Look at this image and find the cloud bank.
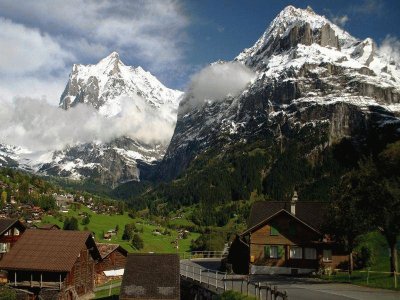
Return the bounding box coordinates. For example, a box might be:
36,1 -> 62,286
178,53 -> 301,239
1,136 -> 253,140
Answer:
0,97 -> 176,152
180,62 -> 256,112
0,0 -> 188,103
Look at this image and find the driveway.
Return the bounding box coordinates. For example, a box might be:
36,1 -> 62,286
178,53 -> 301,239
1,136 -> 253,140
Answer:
250,275 -> 400,300
181,259 -> 400,300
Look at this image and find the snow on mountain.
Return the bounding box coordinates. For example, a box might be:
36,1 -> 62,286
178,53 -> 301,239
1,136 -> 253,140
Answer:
1,52 -> 183,186
158,5 -> 400,180
60,51 -> 182,118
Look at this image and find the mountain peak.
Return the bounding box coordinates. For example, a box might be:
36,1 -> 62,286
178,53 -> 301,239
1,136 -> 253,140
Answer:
236,6 -> 356,68
59,52 -> 183,117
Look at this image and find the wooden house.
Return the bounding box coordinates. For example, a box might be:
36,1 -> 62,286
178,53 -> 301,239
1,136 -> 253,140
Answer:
235,193 -> 347,275
0,230 -> 101,299
120,253 -> 180,300
95,243 -> 128,285
0,218 -> 25,260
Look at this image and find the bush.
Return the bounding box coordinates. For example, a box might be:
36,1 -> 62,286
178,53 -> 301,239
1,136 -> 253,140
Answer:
122,223 -> 137,240
354,246 -> 376,269
216,291 -> 256,300
63,217 -> 79,230
0,286 -> 16,300
132,234 -> 144,250
81,215 -> 90,225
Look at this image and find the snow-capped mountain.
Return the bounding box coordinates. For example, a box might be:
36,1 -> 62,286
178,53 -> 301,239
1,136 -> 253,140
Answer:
158,5 -> 400,181
59,51 -> 181,117
1,52 -> 183,186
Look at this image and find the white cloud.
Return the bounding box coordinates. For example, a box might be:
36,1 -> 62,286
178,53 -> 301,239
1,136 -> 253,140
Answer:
0,18 -> 73,76
180,62 -> 256,112
0,96 -> 176,152
351,0 -> 384,15
379,35 -> 400,63
0,0 -> 188,73
331,15 -> 349,27
0,0 -> 189,104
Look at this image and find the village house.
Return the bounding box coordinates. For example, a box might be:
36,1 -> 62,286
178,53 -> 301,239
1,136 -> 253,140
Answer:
232,192 -> 347,275
119,253 -> 180,300
95,243 -> 128,285
0,218 -> 25,260
0,230 -> 101,299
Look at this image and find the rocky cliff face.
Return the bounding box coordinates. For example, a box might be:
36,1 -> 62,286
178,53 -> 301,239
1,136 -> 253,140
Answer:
158,5 -> 400,181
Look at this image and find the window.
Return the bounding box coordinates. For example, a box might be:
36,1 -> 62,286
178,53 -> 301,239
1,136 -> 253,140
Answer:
0,243 -> 9,253
323,249 -> 332,262
14,228 -> 20,236
270,225 -> 279,236
289,246 -> 302,259
270,246 -> 278,258
304,248 -> 317,260
264,245 -> 284,259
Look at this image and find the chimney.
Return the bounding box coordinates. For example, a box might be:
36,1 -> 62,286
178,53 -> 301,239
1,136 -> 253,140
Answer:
290,190 -> 298,215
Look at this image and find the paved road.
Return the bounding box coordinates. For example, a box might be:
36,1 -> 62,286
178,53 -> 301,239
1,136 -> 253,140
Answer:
180,259 -> 400,300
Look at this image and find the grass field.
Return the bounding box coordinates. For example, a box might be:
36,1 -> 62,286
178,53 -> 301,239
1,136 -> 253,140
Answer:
40,204 -> 199,253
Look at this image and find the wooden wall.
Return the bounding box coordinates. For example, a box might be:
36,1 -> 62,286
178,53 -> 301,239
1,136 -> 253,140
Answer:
95,249 -> 127,285
65,247 -> 95,296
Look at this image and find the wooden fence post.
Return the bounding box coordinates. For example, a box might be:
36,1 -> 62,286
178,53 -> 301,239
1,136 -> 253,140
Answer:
224,273 -> 227,291
215,271 -> 218,289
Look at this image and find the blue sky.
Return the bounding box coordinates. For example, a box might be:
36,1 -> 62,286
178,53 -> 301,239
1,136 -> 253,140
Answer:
0,0 -> 398,104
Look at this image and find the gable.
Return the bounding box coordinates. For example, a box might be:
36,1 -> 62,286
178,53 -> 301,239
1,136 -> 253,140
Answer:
242,209 -> 322,237
249,211 -> 322,245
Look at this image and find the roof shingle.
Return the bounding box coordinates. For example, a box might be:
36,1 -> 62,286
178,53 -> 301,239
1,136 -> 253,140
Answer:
120,254 -> 180,300
0,230 -> 98,272
246,201 -> 327,232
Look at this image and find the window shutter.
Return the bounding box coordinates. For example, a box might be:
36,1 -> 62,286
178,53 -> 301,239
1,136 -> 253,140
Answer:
277,245 -> 285,258
264,245 -> 270,259
270,225 -> 279,236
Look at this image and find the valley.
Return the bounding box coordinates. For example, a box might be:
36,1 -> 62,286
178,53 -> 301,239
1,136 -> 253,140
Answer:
0,3 -> 399,298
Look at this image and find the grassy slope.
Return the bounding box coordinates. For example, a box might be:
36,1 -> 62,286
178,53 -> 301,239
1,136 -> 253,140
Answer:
41,205 -> 199,253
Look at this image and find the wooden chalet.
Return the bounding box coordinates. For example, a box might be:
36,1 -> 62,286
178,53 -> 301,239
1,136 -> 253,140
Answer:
233,193 -> 347,275
120,253 -> 180,300
0,218 -> 25,260
95,243 -> 128,285
0,230 -> 101,299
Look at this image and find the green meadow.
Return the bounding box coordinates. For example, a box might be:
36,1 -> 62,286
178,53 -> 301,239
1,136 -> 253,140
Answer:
40,204 -> 199,254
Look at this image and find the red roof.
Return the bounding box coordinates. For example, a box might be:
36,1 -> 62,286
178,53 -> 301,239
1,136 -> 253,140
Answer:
0,230 -> 100,272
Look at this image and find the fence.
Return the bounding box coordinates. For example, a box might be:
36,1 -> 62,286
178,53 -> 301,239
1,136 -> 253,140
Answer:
179,251 -> 228,260
180,261 -> 288,300
325,269 -> 399,289
94,280 -> 122,297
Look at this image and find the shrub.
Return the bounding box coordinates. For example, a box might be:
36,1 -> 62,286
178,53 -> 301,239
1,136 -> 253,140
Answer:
132,234 -> 144,250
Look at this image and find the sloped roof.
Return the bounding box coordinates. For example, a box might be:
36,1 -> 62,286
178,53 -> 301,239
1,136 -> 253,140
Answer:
0,218 -> 25,235
246,201 -> 327,233
0,230 -> 100,272
120,254 -> 180,300
33,223 -> 61,230
96,243 -> 127,259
